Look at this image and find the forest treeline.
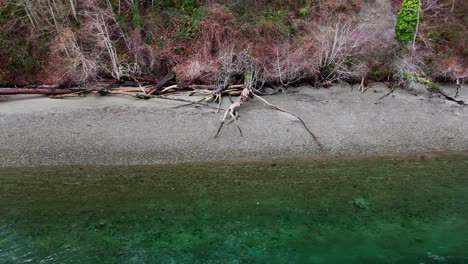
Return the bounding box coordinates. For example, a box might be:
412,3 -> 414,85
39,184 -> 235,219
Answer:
0,0 -> 466,88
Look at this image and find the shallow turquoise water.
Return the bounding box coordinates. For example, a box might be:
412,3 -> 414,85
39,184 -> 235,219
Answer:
0,153 -> 467,263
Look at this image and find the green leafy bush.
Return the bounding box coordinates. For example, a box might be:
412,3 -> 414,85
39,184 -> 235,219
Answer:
298,8 -> 308,16
395,0 -> 419,46
400,70 -> 439,91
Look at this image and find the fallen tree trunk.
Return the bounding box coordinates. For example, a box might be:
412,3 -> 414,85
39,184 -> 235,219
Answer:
0,87 -> 157,95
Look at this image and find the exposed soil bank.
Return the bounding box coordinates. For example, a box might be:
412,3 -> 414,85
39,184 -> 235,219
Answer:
0,84 -> 467,167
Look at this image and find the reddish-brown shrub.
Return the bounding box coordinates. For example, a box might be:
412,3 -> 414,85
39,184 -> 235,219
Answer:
431,57 -> 467,81
197,5 -> 238,57
418,0 -> 467,82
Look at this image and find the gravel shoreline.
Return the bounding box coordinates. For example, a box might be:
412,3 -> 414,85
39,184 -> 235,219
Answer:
1,84 -> 467,167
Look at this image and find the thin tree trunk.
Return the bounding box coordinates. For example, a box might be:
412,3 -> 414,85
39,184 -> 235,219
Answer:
69,0 -> 77,21
412,0 -> 420,53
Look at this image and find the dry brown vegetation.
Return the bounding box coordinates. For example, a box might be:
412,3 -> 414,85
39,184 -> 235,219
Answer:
0,0 -> 466,88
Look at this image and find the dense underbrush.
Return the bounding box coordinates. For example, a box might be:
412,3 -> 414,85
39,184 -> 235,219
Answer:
0,0 -> 465,89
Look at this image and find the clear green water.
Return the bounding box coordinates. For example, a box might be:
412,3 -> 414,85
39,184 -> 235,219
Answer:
0,153 -> 467,263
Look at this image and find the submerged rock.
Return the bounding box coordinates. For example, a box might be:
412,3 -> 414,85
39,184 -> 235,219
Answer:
353,197 -> 369,210
426,252 -> 447,263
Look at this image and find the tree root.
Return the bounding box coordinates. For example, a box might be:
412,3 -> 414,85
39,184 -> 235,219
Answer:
214,86 -> 251,138
214,86 -> 324,151
358,77 -> 365,93
120,92 -> 222,110
378,86 -> 396,100
251,92 -> 324,150
437,90 -> 465,105
455,79 -> 462,98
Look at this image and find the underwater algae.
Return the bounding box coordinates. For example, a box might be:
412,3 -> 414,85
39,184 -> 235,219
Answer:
0,152 -> 467,263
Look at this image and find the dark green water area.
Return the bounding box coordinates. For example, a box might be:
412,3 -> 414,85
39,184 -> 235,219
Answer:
0,152 -> 467,263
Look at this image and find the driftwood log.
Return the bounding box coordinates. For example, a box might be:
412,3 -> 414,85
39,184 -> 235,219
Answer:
0,88 -> 77,95
0,84 -> 235,96
0,87 -> 152,95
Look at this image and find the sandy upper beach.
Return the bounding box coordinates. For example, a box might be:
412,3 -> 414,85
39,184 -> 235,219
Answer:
0,84 -> 467,167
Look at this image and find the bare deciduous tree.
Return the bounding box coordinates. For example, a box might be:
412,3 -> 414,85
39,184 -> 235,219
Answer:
272,44 -> 307,87
17,0 -> 73,33
313,23 -> 368,82
54,29 -> 98,83
215,46 -> 246,89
